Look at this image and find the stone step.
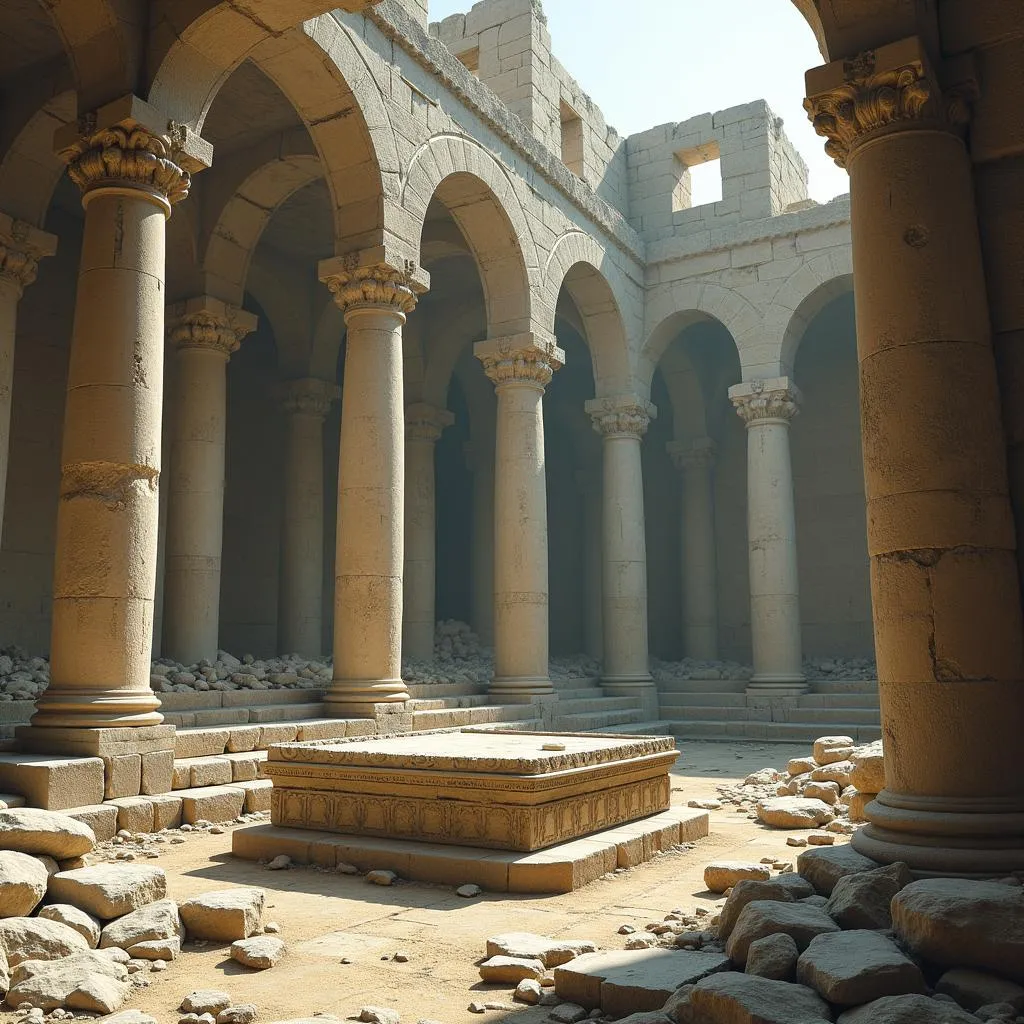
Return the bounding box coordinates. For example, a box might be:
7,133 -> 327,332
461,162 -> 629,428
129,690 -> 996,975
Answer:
246,702 -> 328,723
666,720 -> 882,743
551,709 -> 646,731
550,676 -> 601,689
159,688 -> 326,711
658,692 -> 748,708
659,703 -> 880,725
408,704 -> 536,730
554,687 -> 608,701
797,693 -> 880,708
807,678 -> 878,694
592,720 -> 675,736
653,678 -> 749,693
404,682 -> 484,699
554,696 -> 641,713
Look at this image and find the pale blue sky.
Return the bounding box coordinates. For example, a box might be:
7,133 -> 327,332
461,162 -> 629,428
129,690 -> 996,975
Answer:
427,0 -> 849,205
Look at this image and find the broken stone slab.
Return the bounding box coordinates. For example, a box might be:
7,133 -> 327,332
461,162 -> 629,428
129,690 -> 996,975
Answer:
684,972 -> 832,1024
773,873 -> 816,900
180,991 -> 233,1014
47,865 -> 167,919
5,949 -> 130,1012
757,797 -> 835,829
810,761 -> 856,787
703,861 -> 771,893
100,899 -> 182,950
0,916 -> 91,966
824,863 -> 913,930
891,878 -> 1024,982
231,935 -> 284,970
486,932 -> 598,968
553,948 -> 730,1018
38,904 -> 101,948
745,932 -> 798,981
0,808 -> 95,859
717,880 -> 795,941
934,968 -> 1024,1012
724,901 -> 841,966
0,850 -> 49,917
797,844 -> 879,896
179,887 -> 265,941
813,736 -> 855,765
217,1006 -> 258,1024
796,929 -> 926,1007
549,1004 -> 587,1024
850,749 -> 885,794
836,993 -> 978,1023
478,955 -> 545,983
514,979 -> 542,1004
128,937 -> 180,960
788,757 -> 818,776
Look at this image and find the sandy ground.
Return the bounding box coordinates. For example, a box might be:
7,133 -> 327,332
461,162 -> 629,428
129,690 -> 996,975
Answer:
6,740 -> 836,1024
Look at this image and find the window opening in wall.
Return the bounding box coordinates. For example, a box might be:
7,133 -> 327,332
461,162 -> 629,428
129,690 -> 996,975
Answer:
677,141 -> 723,208
560,100 -> 585,177
457,47 -> 480,77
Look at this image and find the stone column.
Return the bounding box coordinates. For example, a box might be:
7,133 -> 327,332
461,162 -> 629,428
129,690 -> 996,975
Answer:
586,396 -> 656,704
575,468 -> 603,660
475,333 -> 564,702
667,437 -> 719,660
30,96 -> 208,735
403,402 -> 453,661
729,378 -> 805,693
278,378 -> 338,658
0,214 -> 56,544
806,37 -> 1024,873
464,440 -> 495,646
163,297 -> 256,667
319,253 -> 429,717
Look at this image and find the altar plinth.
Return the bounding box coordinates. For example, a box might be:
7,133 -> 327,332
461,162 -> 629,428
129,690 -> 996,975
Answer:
263,730 -> 679,852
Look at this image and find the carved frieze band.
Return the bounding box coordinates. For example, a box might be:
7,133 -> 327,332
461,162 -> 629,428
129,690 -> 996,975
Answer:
729,379 -> 801,426
586,396 -> 656,440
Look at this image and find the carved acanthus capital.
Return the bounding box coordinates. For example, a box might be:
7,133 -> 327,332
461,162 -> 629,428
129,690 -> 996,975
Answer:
55,97 -> 210,212
167,297 -> 257,360
729,378 -> 801,426
585,395 -> 656,439
319,251 -> 429,318
667,437 -> 717,473
280,378 -> 340,420
803,37 -> 971,168
474,333 -> 565,391
405,403 -> 454,443
0,213 -> 57,294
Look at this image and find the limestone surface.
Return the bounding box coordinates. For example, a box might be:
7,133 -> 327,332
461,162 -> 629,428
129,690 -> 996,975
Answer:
836,993 -> 978,1023
703,861 -> 771,893
934,968 -> 1024,1012
485,933 -> 597,968
797,844 -> 879,896
231,936 -> 285,969
478,955 -> 545,983
813,736 -> 855,765
48,865 -> 167,919
0,916 -> 91,965
100,899 -> 183,949
796,929 -> 926,1007
0,850 -> 49,917
0,809 -> 95,859
824,862 -> 913,930
891,879 -> 1024,982
179,888 -> 265,941
37,904 -> 101,947
756,797 -> 834,828
685,972 -> 832,1024
717,879 -> 795,941
744,932 -> 798,981
5,949 -> 130,1012
724,901 -> 841,966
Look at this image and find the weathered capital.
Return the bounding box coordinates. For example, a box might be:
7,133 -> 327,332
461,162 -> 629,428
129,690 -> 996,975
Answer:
279,377 -> 340,420
667,437 -> 717,472
167,296 -> 257,360
729,378 -> 801,426
0,212 -> 57,295
803,37 -> 971,168
405,402 -> 454,443
474,333 -> 565,391
55,95 -> 211,212
585,395 -> 656,439
319,248 -> 429,319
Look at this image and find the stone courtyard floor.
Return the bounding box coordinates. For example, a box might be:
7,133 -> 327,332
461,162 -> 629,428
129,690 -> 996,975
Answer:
2,740 -> 825,1024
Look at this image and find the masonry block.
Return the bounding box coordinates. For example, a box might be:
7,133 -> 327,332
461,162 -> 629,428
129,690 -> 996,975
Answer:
65,803 -> 118,843
177,785 -> 245,824
108,796 -> 155,834
102,754 -> 142,800
150,793 -> 183,830
140,749 -> 174,795
0,754 -> 105,810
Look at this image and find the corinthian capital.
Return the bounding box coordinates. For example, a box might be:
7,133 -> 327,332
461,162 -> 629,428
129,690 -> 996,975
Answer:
319,249 -> 429,318
804,37 -> 971,168
474,333 -> 565,391
585,395 -> 656,439
0,213 -> 57,295
55,95 -> 211,211
167,296 -> 257,359
279,378 -> 340,419
405,403 -> 454,443
729,378 -> 801,426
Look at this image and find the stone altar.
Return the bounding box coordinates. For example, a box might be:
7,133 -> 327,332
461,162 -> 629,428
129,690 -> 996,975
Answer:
264,730 -> 678,852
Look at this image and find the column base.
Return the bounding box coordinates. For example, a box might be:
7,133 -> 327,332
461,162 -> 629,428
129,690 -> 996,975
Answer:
15,724 -> 175,757
745,673 -> 807,696
325,679 -> 410,719
852,790 -> 1024,876
488,677 -> 554,704
30,688 -> 164,730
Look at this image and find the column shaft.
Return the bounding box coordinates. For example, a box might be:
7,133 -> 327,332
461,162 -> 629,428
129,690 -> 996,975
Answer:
403,404 -> 452,661
730,380 -> 804,692
466,441 -> 495,646
476,334 -> 563,701
806,37 -> 1024,872
279,379 -> 336,657
576,470 -> 603,661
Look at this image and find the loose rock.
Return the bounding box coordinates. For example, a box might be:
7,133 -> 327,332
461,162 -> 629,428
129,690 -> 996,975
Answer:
725,901 -> 841,966
836,993 -> 978,1023
935,969 -> 1024,1013
366,871 -> 397,887
0,917 -> 90,966
686,972 -> 832,1024
37,905 -> 101,948
0,852 -> 49,918
756,798 -> 834,829
47,866 -> 166,920
180,992 -> 233,1015
813,736 -> 855,765
514,979 -> 542,1004
179,888 -> 265,941
745,933 -> 798,981
478,955 -> 545,983
797,845 -> 879,896
6,950 -> 130,1012
456,884 -> 482,898
550,1004 -> 587,1024
100,900 -> 182,950
703,862 -> 771,893
486,933 -> 597,969
217,1006 -> 258,1024
231,936 -> 284,970
359,1008 -> 398,1024
0,810 -> 95,860
825,863 -> 913,930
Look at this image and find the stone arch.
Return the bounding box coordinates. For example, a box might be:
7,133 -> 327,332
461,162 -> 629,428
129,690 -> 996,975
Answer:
765,248 -> 854,375
542,231 -> 634,397
0,91 -> 75,226
641,281 -> 755,392
147,15 -> 398,253
403,135 -> 537,338
659,343 -> 710,442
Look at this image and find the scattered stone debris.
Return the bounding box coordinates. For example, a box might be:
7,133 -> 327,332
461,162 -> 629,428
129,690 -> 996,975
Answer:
366,870 -> 397,887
